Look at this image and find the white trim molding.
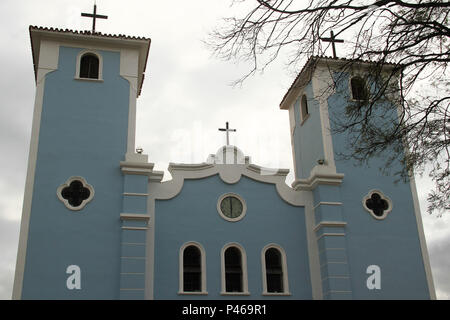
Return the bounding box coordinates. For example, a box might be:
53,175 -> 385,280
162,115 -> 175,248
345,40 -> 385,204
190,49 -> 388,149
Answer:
316,232 -> 346,240
12,41 -> 59,298
408,174 -> 437,299
217,193 -> 247,222
120,160 -> 155,176
311,63 -> 337,170
120,213 -> 151,221
56,176 -> 94,211
261,244 -> 291,296
313,201 -> 343,210
178,242 -> 208,295
119,48 -> 140,154
221,242 -> 250,296
314,221 -> 347,232
149,155 -> 307,207
362,189 -> 393,220
391,86 -> 436,299
292,165 -> 344,191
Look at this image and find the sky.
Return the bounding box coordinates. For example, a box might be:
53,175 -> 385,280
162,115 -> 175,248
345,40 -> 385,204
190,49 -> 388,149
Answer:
0,0 -> 448,299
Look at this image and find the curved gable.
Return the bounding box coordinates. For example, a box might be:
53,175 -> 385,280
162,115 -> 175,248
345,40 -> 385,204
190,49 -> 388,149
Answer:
149,162 -> 306,207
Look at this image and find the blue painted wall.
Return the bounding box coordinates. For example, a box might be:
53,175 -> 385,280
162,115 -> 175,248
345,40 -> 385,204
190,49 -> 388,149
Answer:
325,71 -> 431,299
292,83 -> 324,179
21,44 -> 432,300
153,175 -> 312,299
21,46 -> 130,299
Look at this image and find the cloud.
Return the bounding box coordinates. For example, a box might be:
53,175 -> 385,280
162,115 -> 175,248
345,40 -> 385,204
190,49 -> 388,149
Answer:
0,218 -> 20,299
427,232 -> 450,300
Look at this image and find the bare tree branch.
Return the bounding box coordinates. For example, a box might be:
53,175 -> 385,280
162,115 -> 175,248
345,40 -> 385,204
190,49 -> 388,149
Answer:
207,0 -> 450,215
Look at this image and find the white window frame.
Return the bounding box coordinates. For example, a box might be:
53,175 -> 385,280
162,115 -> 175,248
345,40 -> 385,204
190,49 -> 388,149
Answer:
178,241 -> 208,295
261,244 -> 291,295
56,176 -> 94,211
75,50 -> 104,81
221,242 -> 250,295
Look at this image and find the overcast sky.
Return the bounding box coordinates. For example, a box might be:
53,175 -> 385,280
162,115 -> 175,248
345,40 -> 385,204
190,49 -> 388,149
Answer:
0,0 -> 448,299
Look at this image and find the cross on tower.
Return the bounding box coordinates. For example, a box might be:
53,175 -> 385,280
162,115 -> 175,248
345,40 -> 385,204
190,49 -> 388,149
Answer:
81,4 -> 108,33
218,122 -> 236,146
319,30 -> 344,58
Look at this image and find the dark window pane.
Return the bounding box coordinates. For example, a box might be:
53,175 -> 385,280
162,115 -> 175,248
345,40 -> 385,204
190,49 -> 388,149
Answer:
225,247 -> 242,292
183,246 -> 201,292
265,248 -> 284,293
301,95 -> 309,119
226,273 -> 242,292
80,54 -> 99,79
351,77 -> 368,101
61,180 -> 90,207
220,196 -> 243,219
365,193 -> 389,217
183,272 -> 201,292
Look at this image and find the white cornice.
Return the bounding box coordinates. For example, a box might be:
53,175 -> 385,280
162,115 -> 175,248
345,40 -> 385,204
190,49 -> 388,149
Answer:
246,164 -> 290,176
149,162 -> 306,206
292,165 -> 344,191
120,213 -> 151,221
120,160 -> 155,176
313,221 -> 347,232
169,163 -> 215,172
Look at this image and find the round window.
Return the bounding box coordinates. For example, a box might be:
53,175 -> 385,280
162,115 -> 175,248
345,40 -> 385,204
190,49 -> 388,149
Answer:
217,193 -> 247,222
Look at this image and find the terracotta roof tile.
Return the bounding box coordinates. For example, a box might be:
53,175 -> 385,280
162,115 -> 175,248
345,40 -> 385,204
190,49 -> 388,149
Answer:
29,25 -> 151,41
279,55 -> 402,108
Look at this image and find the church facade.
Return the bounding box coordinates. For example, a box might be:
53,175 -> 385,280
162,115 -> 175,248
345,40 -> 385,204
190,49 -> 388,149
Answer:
13,25 -> 435,300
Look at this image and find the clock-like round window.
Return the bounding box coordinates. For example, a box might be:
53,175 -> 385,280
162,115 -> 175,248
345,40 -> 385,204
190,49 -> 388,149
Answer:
217,193 -> 247,222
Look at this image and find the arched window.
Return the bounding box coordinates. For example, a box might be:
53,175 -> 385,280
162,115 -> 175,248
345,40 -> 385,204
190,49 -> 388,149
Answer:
265,248 -> 283,293
221,244 -> 249,295
179,242 -> 207,294
183,245 -> 201,292
79,53 -> 99,79
262,245 -> 289,295
350,76 -> 368,101
300,94 -> 309,122
225,247 -> 242,292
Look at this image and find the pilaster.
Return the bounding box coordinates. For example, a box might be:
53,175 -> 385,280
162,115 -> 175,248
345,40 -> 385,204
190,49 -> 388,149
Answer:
313,183 -> 352,299
119,154 -> 153,300
294,166 -> 352,299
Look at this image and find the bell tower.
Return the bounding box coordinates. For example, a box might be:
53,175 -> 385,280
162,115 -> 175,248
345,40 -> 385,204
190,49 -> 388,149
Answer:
13,23 -> 150,299
280,56 -> 435,299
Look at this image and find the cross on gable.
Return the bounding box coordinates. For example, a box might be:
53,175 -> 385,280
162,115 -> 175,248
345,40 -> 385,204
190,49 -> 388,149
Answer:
319,30 -> 344,58
218,122 -> 237,145
81,4 -> 108,33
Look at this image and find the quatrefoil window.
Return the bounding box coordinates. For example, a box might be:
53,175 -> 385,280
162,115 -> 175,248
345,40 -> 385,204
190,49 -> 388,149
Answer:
362,190 -> 392,220
57,176 -> 94,211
